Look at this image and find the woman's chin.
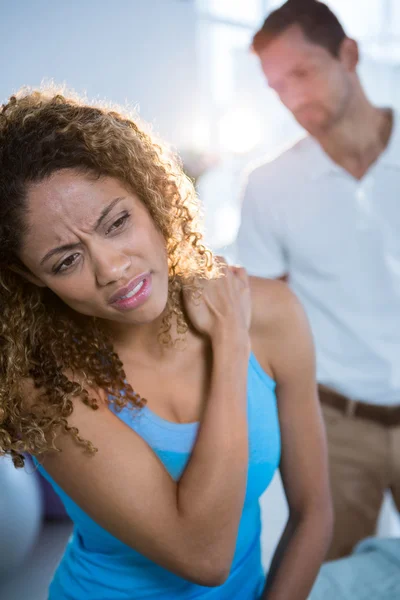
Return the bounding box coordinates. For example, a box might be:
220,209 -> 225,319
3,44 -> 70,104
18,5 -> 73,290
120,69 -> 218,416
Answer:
104,298 -> 168,326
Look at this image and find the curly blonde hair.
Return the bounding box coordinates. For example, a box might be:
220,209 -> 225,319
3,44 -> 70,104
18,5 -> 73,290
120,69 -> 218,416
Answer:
0,86 -> 216,467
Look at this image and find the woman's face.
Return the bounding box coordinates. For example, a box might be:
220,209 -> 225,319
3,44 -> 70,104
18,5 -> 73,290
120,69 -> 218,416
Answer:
19,169 -> 169,325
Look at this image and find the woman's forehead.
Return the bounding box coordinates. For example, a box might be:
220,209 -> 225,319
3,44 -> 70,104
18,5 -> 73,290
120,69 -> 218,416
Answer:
27,171 -> 128,222
22,172 -> 131,252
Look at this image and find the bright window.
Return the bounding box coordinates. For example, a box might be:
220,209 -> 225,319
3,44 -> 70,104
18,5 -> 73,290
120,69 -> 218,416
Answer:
197,0 -> 267,26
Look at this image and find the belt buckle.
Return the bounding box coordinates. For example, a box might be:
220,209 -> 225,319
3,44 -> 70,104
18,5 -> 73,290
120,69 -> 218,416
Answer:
345,398 -> 357,418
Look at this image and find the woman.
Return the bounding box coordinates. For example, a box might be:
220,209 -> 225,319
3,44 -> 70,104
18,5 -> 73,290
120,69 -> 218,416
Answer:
0,87 -> 332,600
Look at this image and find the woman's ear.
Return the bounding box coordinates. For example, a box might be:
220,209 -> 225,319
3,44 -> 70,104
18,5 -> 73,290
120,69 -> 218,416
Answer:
9,264 -> 47,288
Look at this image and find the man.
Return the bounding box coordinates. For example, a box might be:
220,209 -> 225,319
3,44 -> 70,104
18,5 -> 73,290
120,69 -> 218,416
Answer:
236,0 -> 400,560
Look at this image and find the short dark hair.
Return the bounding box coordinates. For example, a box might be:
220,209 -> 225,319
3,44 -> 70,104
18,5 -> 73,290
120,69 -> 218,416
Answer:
253,0 -> 347,58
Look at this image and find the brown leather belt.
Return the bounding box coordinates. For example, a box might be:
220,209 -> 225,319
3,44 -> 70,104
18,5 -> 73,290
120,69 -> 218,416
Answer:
318,385 -> 400,427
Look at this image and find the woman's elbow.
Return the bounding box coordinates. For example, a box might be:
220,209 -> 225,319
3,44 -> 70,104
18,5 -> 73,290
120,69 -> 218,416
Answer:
306,501 -> 334,550
323,502 -> 334,549
293,498 -> 334,546
317,492 -> 334,540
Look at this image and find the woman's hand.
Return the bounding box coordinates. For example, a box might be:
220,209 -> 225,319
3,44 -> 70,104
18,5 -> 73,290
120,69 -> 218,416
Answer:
183,258 -> 251,343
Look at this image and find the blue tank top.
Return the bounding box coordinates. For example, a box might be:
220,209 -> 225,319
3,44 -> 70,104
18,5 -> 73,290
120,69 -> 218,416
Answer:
35,352 -> 281,599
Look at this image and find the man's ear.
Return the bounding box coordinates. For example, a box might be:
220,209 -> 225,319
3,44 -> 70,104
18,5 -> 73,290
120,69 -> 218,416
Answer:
339,37 -> 359,72
9,264 -> 47,288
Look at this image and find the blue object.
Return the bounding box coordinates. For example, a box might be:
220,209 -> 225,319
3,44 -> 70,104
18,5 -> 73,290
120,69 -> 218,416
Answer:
35,352 -> 281,599
0,456 -> 43,579
37,470 -> 70,520
309,537 -> 400,600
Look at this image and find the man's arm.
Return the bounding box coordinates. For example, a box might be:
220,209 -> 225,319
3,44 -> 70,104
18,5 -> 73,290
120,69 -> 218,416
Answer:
235,167 -> 289,280
235,168 -> 288,279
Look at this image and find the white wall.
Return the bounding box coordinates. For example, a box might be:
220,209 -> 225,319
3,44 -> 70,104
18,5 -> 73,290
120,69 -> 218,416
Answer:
0,0 -> 200,149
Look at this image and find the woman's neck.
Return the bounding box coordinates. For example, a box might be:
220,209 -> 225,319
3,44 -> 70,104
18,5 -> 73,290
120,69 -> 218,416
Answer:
103,312 -> 206,366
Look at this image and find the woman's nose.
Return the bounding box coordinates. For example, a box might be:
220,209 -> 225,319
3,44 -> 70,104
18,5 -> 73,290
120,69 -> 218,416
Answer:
94,245 -> 131,287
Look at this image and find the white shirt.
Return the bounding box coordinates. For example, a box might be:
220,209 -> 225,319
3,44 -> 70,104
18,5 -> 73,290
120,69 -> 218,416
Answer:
235,119 -> 400,405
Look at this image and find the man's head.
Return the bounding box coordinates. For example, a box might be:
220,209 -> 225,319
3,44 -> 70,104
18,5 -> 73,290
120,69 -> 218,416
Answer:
253,0 -> 360,135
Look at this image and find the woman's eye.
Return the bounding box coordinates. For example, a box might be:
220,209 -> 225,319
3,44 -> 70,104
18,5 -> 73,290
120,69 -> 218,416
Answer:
106,213 -> 130,235
54,253 -> 80,274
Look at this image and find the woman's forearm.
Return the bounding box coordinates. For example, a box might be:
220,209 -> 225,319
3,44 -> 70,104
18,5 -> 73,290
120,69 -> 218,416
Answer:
262,507 -> 333,600
177,333 -> 250,572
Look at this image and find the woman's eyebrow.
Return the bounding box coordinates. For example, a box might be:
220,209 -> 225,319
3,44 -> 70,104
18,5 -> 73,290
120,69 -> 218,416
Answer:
39,196 -> 126,266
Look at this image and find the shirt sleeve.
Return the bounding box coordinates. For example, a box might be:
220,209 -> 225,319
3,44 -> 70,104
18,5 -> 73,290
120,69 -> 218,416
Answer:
234,168 -> 288,278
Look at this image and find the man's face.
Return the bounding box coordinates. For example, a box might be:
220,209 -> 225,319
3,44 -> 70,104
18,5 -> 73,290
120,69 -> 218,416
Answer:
259,25 -> 354,135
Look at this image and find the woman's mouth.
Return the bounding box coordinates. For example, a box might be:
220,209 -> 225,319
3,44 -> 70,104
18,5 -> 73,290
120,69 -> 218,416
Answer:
119,279 -> 144,299
109,273 -> 152,311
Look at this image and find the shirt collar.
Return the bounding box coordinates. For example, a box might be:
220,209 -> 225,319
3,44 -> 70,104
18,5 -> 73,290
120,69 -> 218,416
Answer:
309,109 -> 400,181
380,110 -> 400,168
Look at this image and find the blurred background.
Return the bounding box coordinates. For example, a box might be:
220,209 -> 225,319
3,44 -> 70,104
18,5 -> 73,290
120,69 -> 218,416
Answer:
1,1 -> 400,598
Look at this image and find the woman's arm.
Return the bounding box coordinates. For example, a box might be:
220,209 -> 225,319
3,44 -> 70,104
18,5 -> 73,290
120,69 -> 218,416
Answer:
31,269 -> 251,587
251,279 -> 333,600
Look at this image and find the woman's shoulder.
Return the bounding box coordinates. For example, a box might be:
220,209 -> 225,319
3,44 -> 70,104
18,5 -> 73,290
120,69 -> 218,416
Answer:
20,372 -> 107,409
249,276 -> 314,383
249,276 -> 301,333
